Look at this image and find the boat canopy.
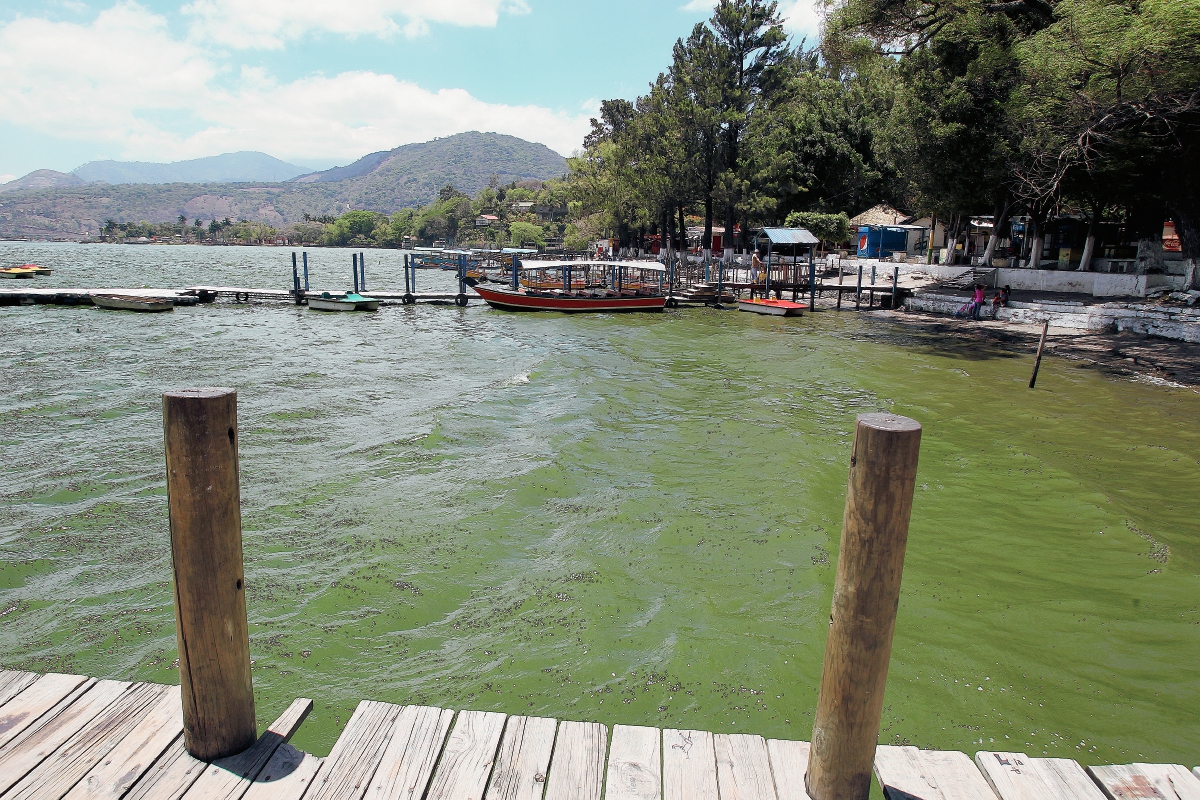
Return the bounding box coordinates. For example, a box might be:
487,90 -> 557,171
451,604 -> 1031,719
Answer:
516,260 -> 667,272
759,227 -> 820,245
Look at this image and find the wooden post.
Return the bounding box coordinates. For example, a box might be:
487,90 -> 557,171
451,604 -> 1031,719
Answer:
1029,320 -> 1050,389
302,252 -> 309,291
855,265 -> 863,310
892,266 -> 899,310
352,254 -> 359,293
163,388 -> 256,762
806,413 -> 922,800
837,267 -> 844,311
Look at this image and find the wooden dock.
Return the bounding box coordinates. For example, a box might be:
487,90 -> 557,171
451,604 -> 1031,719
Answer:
2,669 -> 1195,800
0,286 -> 476,308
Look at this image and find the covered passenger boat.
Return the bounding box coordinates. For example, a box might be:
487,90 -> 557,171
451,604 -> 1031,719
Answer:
473,260 -> 669,312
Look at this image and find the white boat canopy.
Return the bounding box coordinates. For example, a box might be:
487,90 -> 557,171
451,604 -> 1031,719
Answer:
516,260 -> 667,272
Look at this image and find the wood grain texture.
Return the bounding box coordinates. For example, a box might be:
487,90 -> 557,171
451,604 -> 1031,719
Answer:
62,685 -> 184,800
4,682 -> 166,800
163,387 -> 257,761
715,733 -> 778,800
874,746 -> 997,800
426,710 -> 507,800
0,673 -> 93,752
181,697 -> 313,799
606,725 -> 661,800
0,680 -> 134,796
808,414 -> 922,800
766,739 -> 812,800
241,745 -> 324,800
663,729 -> 718,800
484,716 -> 557,800
543,721 -> 606,800
366,704 -> 455,800
307,701 -> 403,800
0,671 -> 39,708
123,737 -> 208,800
1088,763 -> 1200,800
975,752 -> 1106,800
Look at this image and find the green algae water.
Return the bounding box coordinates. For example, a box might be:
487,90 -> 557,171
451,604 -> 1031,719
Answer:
1,243 -> 1198,769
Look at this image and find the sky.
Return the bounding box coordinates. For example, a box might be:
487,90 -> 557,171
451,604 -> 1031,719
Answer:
0,0 -> 823,183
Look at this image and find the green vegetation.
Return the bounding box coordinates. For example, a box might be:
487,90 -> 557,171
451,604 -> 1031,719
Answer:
572,0 -> 1199,278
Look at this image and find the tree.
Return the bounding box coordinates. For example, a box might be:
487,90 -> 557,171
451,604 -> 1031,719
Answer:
509,221 -> 546,247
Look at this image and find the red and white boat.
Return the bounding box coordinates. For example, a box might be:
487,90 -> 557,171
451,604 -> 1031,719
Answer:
737,297 -> 807,317
475,261 -> 669,313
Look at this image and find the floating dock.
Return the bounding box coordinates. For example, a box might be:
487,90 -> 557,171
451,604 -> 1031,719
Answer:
0,669 -> 1195,800
0,287 -> 474,308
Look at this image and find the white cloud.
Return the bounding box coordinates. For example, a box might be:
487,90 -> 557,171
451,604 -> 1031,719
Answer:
182,0 -> 530,48
780,0 -> 824,44
0,2 -> 588,164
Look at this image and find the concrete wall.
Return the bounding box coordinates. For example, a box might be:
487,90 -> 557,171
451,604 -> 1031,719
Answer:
885,263 -> 1186,297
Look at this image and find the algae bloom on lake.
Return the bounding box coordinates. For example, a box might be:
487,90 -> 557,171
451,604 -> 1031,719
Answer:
0,244 -> 1197,764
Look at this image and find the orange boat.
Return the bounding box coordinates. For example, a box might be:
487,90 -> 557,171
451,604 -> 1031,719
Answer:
737,297 -> 807,317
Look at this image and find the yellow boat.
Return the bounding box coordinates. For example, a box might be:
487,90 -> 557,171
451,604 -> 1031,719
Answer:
0,267 -> 39,279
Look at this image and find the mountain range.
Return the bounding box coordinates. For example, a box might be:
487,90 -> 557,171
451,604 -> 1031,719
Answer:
0,132 -> 570,240
72,152 -> 317,184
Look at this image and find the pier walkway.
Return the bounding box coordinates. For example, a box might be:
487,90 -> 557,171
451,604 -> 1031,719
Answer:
1,669 -> 1196,800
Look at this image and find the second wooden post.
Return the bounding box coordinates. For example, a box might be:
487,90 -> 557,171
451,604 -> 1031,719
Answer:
806,413 -> 922,800
164,388 -> 257,761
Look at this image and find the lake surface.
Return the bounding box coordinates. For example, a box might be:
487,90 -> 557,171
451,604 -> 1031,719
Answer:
1,242 -> 1197,768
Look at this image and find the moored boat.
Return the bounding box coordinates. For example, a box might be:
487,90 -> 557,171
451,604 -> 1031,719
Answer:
475,261 -> 669,313
307,292 -> 380,312
91,293 -> 175,312
0,267 -> 39,279
737,297 -> 807,317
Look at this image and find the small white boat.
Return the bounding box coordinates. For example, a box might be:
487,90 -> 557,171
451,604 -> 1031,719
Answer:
307,292 -> 380,312
738,297 -> 807,317
91,293 -> 175,312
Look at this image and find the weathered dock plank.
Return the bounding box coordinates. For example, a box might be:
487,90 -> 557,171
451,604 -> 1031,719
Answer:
715,733 -> 778,800
1088,763 -> 1200,800
242,745 -> 324,800
61,685 -> 183,800
874,745 -> 998,800
542,720 -> 606,800
975,751 -> 1106,800
123,738 -> 207,800
766,739 -> 813,800
483,716 -> 557,800
425,710 -> 507,800
180,697 -> 313,799
366,704 -> 454,800
4,682 -> 166,800
0,674 -> 93,751
606,724 -> 661,800
0,680 -> 133,796
663,729 -> 718,800
306,700 -> 402,800
0,671 -> 40,708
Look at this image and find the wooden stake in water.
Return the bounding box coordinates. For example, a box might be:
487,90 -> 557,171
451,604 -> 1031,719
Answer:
163,388 -> 256,761
1029,320 -> 1050,389
807,413 -> 922,800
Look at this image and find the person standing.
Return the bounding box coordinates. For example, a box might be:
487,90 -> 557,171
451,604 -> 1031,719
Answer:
971,283 -> 986,320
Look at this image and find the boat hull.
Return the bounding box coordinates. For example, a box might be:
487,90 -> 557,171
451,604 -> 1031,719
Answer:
474,285 -> 667,313
308,297 -> 380,312
0,270 -> 37,279
91,294 -> 175,312
738,298 -> 806,317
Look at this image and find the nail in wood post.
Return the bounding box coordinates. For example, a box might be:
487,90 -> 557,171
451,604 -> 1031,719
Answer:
1029,320 -> 1049,389
163,388 -> 257,762
806,413 -> 922,800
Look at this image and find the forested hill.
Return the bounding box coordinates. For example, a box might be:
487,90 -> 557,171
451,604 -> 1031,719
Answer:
0,132 -> 569,240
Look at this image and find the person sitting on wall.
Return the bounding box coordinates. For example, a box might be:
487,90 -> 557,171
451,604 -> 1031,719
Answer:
992,285 -> 1011,311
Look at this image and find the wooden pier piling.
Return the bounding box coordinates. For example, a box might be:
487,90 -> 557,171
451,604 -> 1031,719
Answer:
1030,320 -> 1049,389
163,388 -> 257,761
807,413 -> 922,800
